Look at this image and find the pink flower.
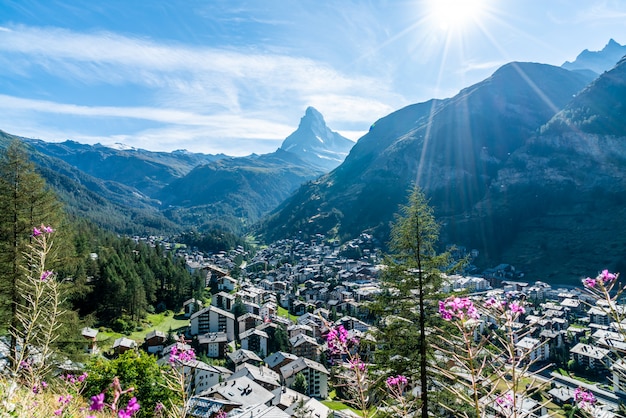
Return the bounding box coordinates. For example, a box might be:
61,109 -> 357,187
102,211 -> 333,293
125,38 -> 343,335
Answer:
119,397 -> 140,417
348,358 -> 366,372
90,393 -> 105,411
600,269 -> 617,283
495,393 -> 514,408
40,270 -> 53,281
438,297 -> 480,322
386,375 -> 408,388
583,277 -> 597,288
508,302 -> 525,315
43,225 -> 54,234
169,345 -> 196,364
326,325 -> 349,354
32,227 -> 42,237
574,387 -> 596,408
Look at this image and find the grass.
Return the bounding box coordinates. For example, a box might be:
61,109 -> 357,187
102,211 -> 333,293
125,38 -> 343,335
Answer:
321,400 -> 364,416
95,311 -> 189,352
277,305 -> 299,322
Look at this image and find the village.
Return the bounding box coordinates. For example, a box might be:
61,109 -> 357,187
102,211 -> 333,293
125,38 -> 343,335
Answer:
78,234 -> 626,417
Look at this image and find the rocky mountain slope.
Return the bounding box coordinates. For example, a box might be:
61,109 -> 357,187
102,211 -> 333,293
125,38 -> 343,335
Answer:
477,56 -> 626,282
279,107 -> 354,171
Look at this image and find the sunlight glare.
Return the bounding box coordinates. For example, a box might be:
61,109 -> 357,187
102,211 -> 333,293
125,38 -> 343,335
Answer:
428,0 -> 486,31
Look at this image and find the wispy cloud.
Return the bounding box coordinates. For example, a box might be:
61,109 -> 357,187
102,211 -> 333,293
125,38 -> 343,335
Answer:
0,24 -> 401,152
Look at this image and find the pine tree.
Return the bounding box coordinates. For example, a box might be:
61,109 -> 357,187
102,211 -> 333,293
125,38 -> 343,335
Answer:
373,185 -> 452,418
0,140 -> 65,363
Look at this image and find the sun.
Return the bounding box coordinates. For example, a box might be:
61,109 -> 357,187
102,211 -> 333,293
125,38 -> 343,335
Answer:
427,0 -> 487,31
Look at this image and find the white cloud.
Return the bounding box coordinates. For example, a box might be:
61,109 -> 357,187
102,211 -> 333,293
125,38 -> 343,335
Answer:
0,24 -> 404,153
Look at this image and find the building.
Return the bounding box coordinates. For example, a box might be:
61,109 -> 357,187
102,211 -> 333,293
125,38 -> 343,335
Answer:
570,343 -> 610,370
279,357 -> 329,399
515,336 -> 549,363
239,328 -> 269,356
112,337 -> 136,356
190,306 -> 236,340
198,332 -> 230,359
144,330 -> 168,354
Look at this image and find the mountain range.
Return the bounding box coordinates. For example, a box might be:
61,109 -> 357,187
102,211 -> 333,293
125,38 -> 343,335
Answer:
2,40 -> 626,284
257,41 -> 626,284
1,106 -> 352,234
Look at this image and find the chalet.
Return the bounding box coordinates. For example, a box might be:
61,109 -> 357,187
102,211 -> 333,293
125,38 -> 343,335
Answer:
237,312 -> 263,334
260,302 -> 277,319
287,324 -> 313,339
190,306 -> 236,340
270,386 -> 310,411
212,292 -> 236,312
218,276 -> 238,292
198,332 -> 229,359
181,359 -> 233,395
198,376 -> 274,409
279,357 -> 329,399
228,348 -> 263,370
289,334 -> 320,361
588,306 -> 610,326
239,328 -> 269,356
515,336 -> 549,363
144,330 -> 168,354
229,363 -> 281,391
283,397 -> 331,417
612,359 -> 626,396
264,351 -> 298,374
112,337 -> 136,356
81,327 -> 98,353
183,298 -> 203,318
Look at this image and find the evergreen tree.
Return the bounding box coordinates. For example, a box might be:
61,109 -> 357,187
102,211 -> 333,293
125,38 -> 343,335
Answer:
0,140 -> 65,362
372,185 -> 452,418
291,372 -> 308,394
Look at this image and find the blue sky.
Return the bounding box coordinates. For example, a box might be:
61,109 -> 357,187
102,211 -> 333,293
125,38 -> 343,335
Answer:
0,0 -> 625,155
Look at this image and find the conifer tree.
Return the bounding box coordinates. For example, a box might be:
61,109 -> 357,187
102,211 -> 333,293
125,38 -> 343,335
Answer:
0,140 -> 65,362
373,185 -> 451,418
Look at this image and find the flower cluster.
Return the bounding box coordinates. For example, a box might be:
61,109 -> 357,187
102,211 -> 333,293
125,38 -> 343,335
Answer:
574,387 -> 596,409
348,358 -> 366,372
54,394 -> 73,416
495,392 -> 514,409
118,397 -> 140,418
32,225 -> 54,237
326,325 -> 349,354
89,377 -> 140,417
62,372 -> 88,385
438,297 -> 480,322
386,375 -> 408,388
169,345 -> 196,364
583,269 -> 618,288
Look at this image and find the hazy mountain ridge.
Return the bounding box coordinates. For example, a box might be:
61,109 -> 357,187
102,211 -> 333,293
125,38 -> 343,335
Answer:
3,107 -> 354,234
24,138 -> 225,197
562,38 -> 626,75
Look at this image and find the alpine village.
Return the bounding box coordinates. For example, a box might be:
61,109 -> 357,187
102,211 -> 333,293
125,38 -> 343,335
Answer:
4,38 -> 626,418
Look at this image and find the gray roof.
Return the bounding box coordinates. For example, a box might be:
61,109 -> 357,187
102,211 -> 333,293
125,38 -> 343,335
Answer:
280,357 -> 329,379
228,348 -> 263,365
199,376 -> 274,406
264,351 -> 298,369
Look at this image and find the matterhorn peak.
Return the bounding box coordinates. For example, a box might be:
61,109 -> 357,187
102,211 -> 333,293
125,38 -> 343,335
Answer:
280,107 -> 354,171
